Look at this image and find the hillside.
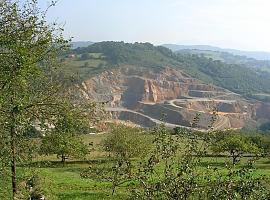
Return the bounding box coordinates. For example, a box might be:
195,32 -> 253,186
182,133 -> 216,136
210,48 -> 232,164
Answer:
176,49 -> 270,70
64,41 -> 270,99
61,41 -> 270,130
71,41 -> 95,49
162,44 -> 270,60
76,65 -> 261,130
174,53 -> 270,98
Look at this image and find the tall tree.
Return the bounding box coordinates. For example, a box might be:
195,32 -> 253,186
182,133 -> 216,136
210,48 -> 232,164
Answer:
0,0 -> 68,198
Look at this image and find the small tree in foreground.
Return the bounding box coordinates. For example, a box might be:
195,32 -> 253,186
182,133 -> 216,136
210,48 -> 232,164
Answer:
249,134 -> 270,156
130,126 -> 269,200
102,124 -> 151,160
211,131 -> 260,165
40,131 -> 88,163
97,124 -> 152,194
40,102 -> 95,163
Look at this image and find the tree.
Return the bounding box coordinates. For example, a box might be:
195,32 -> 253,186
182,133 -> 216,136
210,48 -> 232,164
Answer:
249,134 -> 270,156
102,124 -> 152,194
0,0 -> 68,198
40,104 -> 89,163
131,126 -> 269,199
102,124 -> 151,160
40,131 -> 88,163
259,121 -> 270,132
83,61 -> 90,68
211,132 -> 260,165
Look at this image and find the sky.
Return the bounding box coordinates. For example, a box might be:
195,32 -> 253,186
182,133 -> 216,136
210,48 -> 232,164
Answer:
38,0 -> 270,52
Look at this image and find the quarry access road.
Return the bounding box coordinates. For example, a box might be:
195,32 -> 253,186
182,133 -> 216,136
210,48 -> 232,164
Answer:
166,98 -> 233,129
106,107 -> 204,131
213,115 -> 231,130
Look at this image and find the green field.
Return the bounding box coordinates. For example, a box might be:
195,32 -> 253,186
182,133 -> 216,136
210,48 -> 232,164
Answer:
31,157 -> 270,200
1,133 -> 266,199
60,53 -> 110,81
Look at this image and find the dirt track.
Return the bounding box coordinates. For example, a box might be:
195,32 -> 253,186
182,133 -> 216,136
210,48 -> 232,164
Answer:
106,91 -> 244,130
106,107 -> 204,131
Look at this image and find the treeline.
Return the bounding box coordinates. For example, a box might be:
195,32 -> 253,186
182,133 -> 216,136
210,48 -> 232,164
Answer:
177,48 -> 270,69
72,41 -> 179,68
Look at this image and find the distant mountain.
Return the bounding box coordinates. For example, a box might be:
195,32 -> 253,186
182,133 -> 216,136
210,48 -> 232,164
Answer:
71,41 -> 94,49
176,49 -> 270,71
162,44 -> 270,61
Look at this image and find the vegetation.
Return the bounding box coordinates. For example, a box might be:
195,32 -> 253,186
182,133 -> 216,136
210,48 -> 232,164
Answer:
66,41 -> 270,99
99,125 -> 152,194
102,124 -> 151,159
174,53 -> 270,97
259,122 -> 270,132
2,118 -> 270,199
130,126 -> 269,199
177,48 -> 270,69
80,126 -> 270,200
2,0 -> 270,199
0,0 -> 69,198
40,101 -> 100,163
211,131 -> 260,165
0,0 -> 97,199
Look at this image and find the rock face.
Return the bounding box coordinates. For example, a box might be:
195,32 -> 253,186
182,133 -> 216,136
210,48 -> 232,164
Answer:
79,66 -> 223,106
76,66 -> 270,130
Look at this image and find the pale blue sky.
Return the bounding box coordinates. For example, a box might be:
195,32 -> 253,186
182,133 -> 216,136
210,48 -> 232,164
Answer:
38,0 -> 270,51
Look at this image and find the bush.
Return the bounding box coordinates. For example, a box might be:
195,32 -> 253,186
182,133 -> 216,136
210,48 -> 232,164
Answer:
102,124 -> 152,159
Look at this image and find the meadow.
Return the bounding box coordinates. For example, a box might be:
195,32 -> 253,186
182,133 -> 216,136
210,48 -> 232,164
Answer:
6,132 -> 269,200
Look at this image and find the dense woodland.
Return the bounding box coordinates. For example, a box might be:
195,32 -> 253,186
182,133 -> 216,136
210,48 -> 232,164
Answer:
1,1 -> 270,200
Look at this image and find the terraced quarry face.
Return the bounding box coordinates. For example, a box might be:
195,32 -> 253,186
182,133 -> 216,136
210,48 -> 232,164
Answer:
166,98 -> 249,129
77,66 -> 269,130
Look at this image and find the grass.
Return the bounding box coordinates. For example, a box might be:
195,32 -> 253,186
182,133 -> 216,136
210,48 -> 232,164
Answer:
32,155 -> 270,200
37,165 -> 127,200
60,54 -> 109,81
30,134 -> 129,199
2,133 -> 270,199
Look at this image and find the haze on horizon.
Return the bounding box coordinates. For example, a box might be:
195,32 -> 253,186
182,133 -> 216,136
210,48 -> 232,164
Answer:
40,0 -> 270,52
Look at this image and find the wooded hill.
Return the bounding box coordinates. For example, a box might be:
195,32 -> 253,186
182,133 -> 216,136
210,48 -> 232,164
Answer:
64,41 -> 270,101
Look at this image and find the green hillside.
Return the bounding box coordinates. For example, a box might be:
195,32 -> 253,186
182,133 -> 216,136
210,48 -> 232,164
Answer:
163,44 -> 270,60
64,41 -> 270,99
174,53 -> 270,96
177,49 -> 270,70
